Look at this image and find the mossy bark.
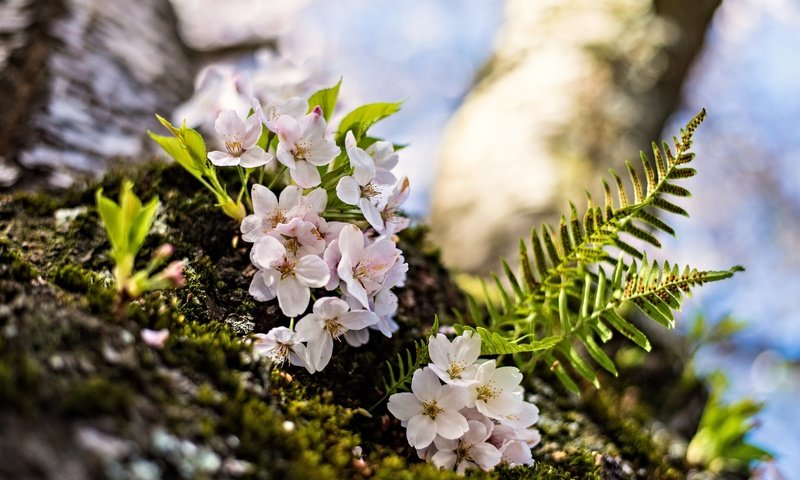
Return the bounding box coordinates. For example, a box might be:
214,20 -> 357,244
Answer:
0,162 -> 728,479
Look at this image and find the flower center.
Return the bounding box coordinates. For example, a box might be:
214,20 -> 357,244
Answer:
421,400 -> 444,420
276,258 -> 296,279
269,342 -> 290,363
361,183 -> 379,198
283,237 -> 300,256
447,361 -> 466,379
324,317 -> 345,338
225,140 -> 244,157
265,210 -> 286,230
454,443 -> 472,465
353,263 -> 369,279
294,142 -> 310,161
476,383 -> 499,402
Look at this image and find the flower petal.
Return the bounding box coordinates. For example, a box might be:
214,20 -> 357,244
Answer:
431,450 -> 457,471
341,310 -> 378,330
251,184 -> 278,215
434,410 -> 469,440
411,367 -> 441,403
337,224 -> 365,261
249,269 -> 277,302
215,109 -> 245,142
250,236 -> 286,269
387,392 -> 421,421
336,176 -> 361,205
239,147 -> 272,168
294,255 -> 330,288
359,197 -> 384,232
208,150 -> 240,166
290,160 -> 321,188
277,276 -> 310,317
438,384 -> 469,411
471,442 -> 502,470
406,414 -> 436,449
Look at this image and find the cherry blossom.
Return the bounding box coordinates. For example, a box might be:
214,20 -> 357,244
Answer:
336,131 -> 383,230
387,367 -> 469,449
467,360 -> 524,420
249,236 -> 329,317
252,326 -> 313,373
276,106 -> 340,188
259,97 -> 308,133
377,176 -> 411,235
428,331 -> 482,386
208,110 -> 272,168
336,225 -> 401,309
431,420 -> 502,475
364,139 -> 399,185
294,297 -> 378,371
240,185 -> 302,243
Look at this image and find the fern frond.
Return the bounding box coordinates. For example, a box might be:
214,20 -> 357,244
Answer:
452,110 -> 745,393
377,317 -> 440,406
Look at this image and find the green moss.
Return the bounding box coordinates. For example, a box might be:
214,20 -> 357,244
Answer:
61,376 -> 135,417
9,192 -> 61,217
0,238 -> 39,281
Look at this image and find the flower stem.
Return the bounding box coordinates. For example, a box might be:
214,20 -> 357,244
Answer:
268,166 -> 288,189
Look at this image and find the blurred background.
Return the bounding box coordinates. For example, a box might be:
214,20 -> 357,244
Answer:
1,0 -> 798,476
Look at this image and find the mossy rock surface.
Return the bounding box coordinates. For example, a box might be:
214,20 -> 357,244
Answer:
0,162 -> 719,479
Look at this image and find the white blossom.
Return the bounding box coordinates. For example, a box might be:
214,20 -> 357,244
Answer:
276,106 -> 340,188
252,327 -> 313,373
431,420 -> 502,475
208,110 -> 272,168
249,236 -> 329,317
428,331 -> 482,386
387,367 -> 469,449
467,360 -> 524,420
294,297 -> 377,371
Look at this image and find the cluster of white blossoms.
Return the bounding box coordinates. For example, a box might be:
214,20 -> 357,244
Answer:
387,331 -> 540,475
204,94 -> 410,374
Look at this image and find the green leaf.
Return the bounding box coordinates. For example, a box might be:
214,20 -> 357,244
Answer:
149,132 -> 204,180
307,79 -> 340,121
455,325 -> 561,355
337,101 -> 402,140
95,189 -> 123,251
129,196 -> 159,254
603,311 -> 651,351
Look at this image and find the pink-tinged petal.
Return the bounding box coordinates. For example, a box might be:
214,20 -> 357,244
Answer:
341,310 -> 378,330
239,147 -> 272,168
141,328 -> 169,348
462,420 -> 490,444
251,184 -> 278,215
471,443 -> 502,471
406,415 -> 436,449
337,225 -> 365,261
314,296 -> 350,318
294,314 -> 323,343
277,276 -> 310,317
294,255 -> 330,288
279,185 -> 302,210
287,342 -> 314,374
208,150 -> 240,166
336,176 -> 361,205
434,411 -> 469,440
290,161 -> 321,188
359,198 -> 384,232
388,176 -> 410,208
323,241 -> 341,290
387,392 -> 421,421
438,384 -> 469,411
249,269 -> 277,302
276,114 -> 300,145
431,450 -> 457,471
276,144 -> 297,168
307,139 -> 341,167
240,214 -> 263,243
428,334 -> 450,368
433,436 -> 459,451
244,114 -> 262,147
344,328 -> 369,347
250,236 -> 286,270
362,238 -> 400,275
500,440 -> 533,466
411,367 -> 441,403
300,107 -> 326,140
305,188 -> 327,213
215,109 -> 246,142
311,334 -> 333,371
346,131 -> 376,183
343,278 -> 370,310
